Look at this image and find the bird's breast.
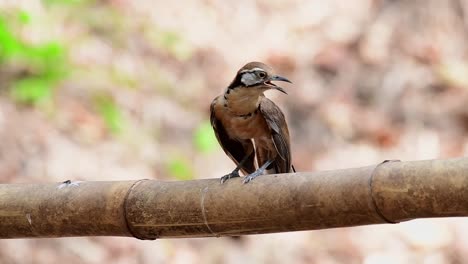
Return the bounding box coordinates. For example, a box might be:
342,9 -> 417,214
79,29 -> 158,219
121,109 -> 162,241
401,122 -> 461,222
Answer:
215,103 -> 269,140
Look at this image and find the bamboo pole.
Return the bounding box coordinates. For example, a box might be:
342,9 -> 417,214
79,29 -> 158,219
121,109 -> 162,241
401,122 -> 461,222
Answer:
1,158 -> 467,239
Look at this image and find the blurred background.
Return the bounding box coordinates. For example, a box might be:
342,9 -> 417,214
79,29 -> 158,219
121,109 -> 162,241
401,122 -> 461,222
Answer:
1,0 -> 468,263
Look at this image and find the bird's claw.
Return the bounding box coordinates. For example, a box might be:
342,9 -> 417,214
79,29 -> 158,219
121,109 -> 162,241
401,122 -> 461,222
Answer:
242,172 -> 261,184
220,171 -> 240,184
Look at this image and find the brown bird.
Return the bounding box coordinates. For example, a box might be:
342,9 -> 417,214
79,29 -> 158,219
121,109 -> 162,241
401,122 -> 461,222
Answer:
210,62 -> 294,184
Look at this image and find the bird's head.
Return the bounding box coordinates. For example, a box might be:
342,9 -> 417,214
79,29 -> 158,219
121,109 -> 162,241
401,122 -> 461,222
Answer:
228,62 -> 292,94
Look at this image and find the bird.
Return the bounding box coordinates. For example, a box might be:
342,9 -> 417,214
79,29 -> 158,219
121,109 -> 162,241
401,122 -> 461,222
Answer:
210,61 -> 294,184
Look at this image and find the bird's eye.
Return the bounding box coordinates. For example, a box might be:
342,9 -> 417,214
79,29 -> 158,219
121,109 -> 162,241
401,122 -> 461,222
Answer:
258,72 -> 266,78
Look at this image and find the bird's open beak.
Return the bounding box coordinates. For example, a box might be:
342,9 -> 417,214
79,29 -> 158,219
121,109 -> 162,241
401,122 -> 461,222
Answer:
265,75 -> 292,94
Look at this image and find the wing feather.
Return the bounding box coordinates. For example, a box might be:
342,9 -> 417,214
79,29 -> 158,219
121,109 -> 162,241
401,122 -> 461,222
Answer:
259,97 -> 292,173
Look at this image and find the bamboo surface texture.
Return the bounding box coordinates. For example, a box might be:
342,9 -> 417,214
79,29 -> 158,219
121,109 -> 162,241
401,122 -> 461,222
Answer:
1,158 -> 467,239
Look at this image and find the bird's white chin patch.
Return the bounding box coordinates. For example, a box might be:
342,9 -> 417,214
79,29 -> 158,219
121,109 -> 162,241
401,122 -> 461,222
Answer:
241,72 -> 259,86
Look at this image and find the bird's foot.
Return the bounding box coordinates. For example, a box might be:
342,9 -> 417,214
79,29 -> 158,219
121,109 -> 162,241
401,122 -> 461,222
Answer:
242,159 -> 273,184
243,171 -> 264,184
220,170 -> 240,184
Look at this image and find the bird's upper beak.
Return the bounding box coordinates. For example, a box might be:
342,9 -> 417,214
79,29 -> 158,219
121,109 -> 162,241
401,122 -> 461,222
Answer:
265,75 -> 292,94
271,75 -> 292,83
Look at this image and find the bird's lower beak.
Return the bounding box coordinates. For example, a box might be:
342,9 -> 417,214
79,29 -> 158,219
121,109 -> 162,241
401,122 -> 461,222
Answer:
273,86 -> 287,94
266,75 -> 292,94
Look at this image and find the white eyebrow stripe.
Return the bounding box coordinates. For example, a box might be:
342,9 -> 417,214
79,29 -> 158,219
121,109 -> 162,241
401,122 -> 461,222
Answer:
240,67 -> 265,73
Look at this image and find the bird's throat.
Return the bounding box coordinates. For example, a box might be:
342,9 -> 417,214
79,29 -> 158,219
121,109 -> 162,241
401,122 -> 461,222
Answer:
223,88 -> 263,116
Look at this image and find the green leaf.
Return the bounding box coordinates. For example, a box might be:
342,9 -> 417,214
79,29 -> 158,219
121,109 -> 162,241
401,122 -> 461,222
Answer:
193,121 -> 217,153
94,95 -> 124,134
18,11 -> 31,24
0,12 -> 68,108
167,156 -> 193,181
0,18 -> 22,58
36,42 -> 63,58
10,78 -> 55,104
25,42 -> 65,68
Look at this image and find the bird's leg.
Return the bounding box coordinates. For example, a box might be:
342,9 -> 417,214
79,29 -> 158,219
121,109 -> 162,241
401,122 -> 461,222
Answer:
243,159 -> 274,184
220,154 -> 251,184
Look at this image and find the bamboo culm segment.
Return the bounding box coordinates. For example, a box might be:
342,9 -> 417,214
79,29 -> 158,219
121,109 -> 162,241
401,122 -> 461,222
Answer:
1,158 -> 468,239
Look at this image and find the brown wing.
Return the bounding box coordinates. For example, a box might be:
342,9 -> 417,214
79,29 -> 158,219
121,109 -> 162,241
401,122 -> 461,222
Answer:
210,97 -> 256,175
259,97 -> 293,173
